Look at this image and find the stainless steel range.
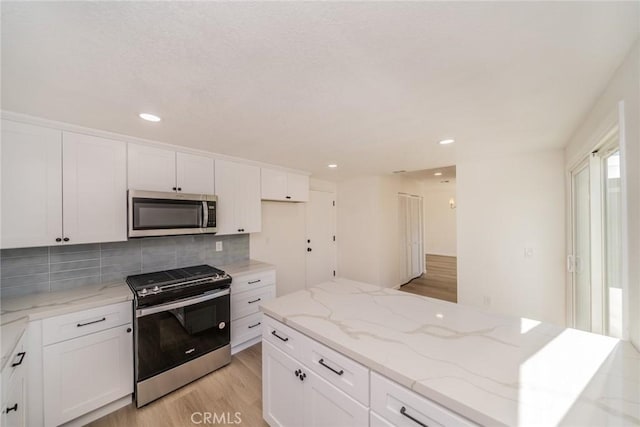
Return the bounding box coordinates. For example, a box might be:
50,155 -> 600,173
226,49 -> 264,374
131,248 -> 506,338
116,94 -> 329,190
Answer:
126,265 -> 232,407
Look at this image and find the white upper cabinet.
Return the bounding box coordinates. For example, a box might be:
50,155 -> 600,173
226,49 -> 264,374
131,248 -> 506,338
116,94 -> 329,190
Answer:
261,168 -> 309,202
1,120 -> 63,249
62,132 -> 127,245
127,144 -> 176,192
215,159 -> 261,235
128,144 -> 215,194
176,152 -> 215,194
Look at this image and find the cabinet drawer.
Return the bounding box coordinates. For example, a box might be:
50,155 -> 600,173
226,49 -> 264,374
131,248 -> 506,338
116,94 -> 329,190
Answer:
303,338 -> 369,406
371,372 -> 476,427
231,285 -> 275,321
262,315 -> 308,361
43,301 -> 132,346
231,270 -> 276,294
231,312 -> 264,347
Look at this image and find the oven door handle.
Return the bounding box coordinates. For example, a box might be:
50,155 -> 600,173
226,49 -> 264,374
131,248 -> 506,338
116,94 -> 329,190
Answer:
136,288 -> 230,318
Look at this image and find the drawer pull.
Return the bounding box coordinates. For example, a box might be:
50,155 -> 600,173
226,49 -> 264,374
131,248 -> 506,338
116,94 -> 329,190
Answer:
77,317 -> 106,327
248,322 -> 261,329
248,279 -> 261,284
271,330 -> 289,342
11,352 -> 26,367
5,403 -> 18,414
248,298 -> 262,304
400,406 -> 428,427
318,358 -> 344,376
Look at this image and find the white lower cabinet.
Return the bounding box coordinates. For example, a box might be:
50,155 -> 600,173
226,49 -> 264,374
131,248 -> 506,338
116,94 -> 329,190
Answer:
263,341 -> 367,427
41,302 -> 133,427
230,268 -> 276,354
370,411 -> 395,427
2,332 -> 28,427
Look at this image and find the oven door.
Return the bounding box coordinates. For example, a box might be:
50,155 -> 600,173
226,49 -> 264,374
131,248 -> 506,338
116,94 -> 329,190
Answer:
135,288 -> 230,382
128,190 -> 217,237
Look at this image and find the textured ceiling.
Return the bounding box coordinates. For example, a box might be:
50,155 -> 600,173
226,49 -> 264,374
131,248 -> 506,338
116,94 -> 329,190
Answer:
1,2 -> 638,180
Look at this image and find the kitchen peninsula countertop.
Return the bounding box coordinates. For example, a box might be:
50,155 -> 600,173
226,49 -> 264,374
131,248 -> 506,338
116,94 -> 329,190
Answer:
1,281 -> 133,371
260,278 -> 640,426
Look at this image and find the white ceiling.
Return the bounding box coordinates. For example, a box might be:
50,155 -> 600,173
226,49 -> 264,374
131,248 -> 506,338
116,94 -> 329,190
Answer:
404,165 -> 456,185
2,2 -> 638,180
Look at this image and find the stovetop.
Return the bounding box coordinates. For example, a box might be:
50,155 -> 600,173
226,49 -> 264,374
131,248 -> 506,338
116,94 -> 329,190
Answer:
126,264 -> 232,307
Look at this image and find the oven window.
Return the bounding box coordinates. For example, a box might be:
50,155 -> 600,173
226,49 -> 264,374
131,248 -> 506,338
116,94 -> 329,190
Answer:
136,295 -> 230,381
133,198 -> 202,230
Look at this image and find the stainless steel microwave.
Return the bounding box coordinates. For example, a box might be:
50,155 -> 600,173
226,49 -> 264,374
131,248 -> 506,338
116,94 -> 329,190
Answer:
128,190 -> 217,238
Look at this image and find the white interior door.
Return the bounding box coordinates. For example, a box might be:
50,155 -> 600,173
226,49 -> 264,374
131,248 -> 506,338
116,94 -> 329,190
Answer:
571,161 -> 592,332
305,191 -> 336,287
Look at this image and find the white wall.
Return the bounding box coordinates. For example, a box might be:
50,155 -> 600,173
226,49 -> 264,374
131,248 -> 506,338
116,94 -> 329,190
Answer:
564,42 -> 639,349
250,201 -> 306,296
337,174 -> 423,288
423,182 -> 457,257
457,150 -> 566,326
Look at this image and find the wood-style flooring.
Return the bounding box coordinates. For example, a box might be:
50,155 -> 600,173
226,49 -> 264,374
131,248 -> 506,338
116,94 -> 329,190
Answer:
400,254 -> 457,303
89,343 -> 268,427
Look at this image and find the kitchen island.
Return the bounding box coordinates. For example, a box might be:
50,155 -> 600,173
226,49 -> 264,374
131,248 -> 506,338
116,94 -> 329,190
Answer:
260,278 -> 640,426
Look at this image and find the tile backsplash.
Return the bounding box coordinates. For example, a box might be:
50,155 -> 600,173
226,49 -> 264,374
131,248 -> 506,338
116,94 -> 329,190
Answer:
0,234 -> 249,298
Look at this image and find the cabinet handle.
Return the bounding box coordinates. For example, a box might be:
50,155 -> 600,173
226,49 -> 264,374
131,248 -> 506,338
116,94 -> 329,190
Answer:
248,279 -> 261,284
55,237 -> 62,242
11,352 -> 25,367
77,317 -> 106,327
248,298 -> 261,304
271,330 -> 289,342
177,187 -> 182,191
127,327 -> 132,333
248,322 -> 261,329
318,358 -> 344,376
5,403 -> 18,414
307,248 -> 312,252
63,237 -> 70,242
173,187 -> 177,191
400,406 -> 428,427
286,196 -> 291,199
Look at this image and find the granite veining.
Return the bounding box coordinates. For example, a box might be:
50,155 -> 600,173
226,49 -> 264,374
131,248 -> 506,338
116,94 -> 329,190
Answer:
260,279 -> 640,426
1,281 -> 133,371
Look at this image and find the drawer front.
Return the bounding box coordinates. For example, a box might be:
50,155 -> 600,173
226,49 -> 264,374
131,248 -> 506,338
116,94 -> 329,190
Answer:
43,301 -> 132,346
303,338 -> 369,406
1,331 -> 27,392
231,312 -> 264,347
371,372 -> 477,427
262,315 -> 308,361
231,270 -> 276,294
231,285 -> 275,321
371,411 -> 395,427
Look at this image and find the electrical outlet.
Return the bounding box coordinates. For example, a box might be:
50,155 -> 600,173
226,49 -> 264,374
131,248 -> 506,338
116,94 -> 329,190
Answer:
215,241 -> 223,252
524,247 -> 534,258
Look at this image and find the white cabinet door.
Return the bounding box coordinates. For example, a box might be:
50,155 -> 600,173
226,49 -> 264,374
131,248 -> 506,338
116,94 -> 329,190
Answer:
287,173 -> 309,202
262,341 -> 305,427
304,369 -> 369,427
236,163 -> 262,233
261,168 -> 287,201
43,325 -> 133,427
62,132 -> 127,245
214,160 -> 261,235
213,159 -> 238,235
127,143 -> 176,192
1,120 -> 63,249
1,364 -> 27,427
176,152 -> 215,195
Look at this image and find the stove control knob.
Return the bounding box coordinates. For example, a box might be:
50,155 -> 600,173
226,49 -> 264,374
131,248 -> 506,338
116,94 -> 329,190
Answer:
140,288 -> 148,295
152,285 -> 160,292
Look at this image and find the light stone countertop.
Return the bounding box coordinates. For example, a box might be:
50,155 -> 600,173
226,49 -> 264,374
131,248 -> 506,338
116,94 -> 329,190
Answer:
1,281 -> 133,371
260,278 -> 640,426
219,259 -> 275,277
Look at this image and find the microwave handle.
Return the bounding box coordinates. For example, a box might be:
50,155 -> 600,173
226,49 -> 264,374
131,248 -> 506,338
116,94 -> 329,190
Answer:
202,201 -> 208,228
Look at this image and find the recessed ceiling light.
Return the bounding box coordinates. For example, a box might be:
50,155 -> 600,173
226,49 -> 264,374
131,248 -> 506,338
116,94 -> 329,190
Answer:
434,172 -> 443,176
438,139 -> 455,145
139,113 -> 161,122
328,164 -> 338,168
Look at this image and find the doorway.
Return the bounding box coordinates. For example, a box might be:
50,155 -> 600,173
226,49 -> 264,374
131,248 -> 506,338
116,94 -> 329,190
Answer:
569,127 -> 625,338
305,190 -> 337,287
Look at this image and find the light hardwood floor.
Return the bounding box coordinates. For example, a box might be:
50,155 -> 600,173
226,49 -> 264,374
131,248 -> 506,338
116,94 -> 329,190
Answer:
89,343 -> 268,427
400,254 -> 457,303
